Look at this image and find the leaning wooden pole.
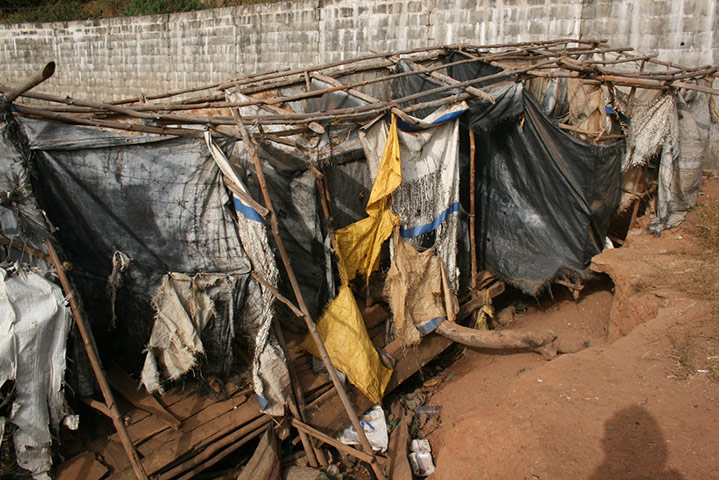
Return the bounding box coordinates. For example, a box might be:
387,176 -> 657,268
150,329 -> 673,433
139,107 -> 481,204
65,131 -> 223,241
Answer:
469,129 -> 478,292
233,113 -> 386,480
45,241 -> 149,480
2,62 -> 55,104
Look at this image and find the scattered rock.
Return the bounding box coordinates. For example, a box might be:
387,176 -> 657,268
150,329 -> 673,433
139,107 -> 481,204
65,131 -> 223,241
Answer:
282,465 -> 322,480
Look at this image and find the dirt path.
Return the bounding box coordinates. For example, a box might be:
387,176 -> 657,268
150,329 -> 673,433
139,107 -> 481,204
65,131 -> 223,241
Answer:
426,175 -> 719,479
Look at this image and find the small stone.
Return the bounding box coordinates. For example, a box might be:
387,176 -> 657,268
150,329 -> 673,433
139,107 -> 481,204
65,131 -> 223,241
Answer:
283,465 -> 322,480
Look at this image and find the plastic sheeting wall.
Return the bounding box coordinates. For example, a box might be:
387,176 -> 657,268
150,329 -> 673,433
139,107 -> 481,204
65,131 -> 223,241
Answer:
18,118 -> 252,372
396,61 -> 624,294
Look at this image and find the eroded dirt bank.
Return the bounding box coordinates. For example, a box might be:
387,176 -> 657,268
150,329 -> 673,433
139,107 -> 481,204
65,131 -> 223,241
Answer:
426,175 -> 719,480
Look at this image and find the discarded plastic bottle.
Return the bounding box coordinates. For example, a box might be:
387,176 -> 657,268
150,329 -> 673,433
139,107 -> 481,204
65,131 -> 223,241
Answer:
416,406 -> 441,416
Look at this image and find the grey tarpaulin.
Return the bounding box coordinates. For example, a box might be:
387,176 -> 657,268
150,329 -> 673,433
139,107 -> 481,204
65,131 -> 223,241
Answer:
0,121 -> 50,252
229,91 -> 331,318
471,87 -> 623,293
396,57 -> 623,294
0,267 -> 71,480
206,132 -> 290,415
14,118 -> 273,389
623,91 -> 710,234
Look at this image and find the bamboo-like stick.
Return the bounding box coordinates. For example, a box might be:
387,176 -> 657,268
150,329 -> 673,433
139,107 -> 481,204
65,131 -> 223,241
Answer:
45,241 -> 149,480
13,104 -> 201,136
215,44 -> 469,91
583,53 -> 658,66
0,233 -> 52,264
235,116 -> 385,480
469,129 -> 477,292
2,62 -> 55,103
523,71 -> 719,96
111,81 -> 224,105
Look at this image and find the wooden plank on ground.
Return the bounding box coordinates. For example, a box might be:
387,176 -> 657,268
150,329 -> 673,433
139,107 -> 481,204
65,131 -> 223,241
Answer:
304,334 -> 452,435
108,390 -> 247,447
386,415 -> 412,480
106,366 -> 182,430
88,436 -> 132,473
55,451 -> 109,480
107,397 -> 261,478
298,368 -> 330,396
235,428 -> 281,480
135,393 -> 249,456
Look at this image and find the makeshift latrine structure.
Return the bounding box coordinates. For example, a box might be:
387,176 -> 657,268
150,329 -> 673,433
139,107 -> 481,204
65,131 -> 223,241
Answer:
1,38 -> 717,479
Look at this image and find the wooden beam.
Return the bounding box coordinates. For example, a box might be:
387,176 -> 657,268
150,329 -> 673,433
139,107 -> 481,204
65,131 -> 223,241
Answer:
435,322 -> 557,359
2,62 -> 55,103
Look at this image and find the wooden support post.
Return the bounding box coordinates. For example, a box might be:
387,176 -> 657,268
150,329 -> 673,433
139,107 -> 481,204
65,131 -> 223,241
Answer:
315,172 -> 338,253
626,59 -> 647,117
45,241 -> 149,480
2,62 -> 55,104
469,129 -> 477,292
233,114 -> 385,480
627,162 -> 651,233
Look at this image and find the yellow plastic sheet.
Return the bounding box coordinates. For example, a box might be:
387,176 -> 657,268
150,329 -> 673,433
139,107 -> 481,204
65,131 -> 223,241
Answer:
335,115 -> 401,284
300,285 -> 392,403
301,115 -> 401,403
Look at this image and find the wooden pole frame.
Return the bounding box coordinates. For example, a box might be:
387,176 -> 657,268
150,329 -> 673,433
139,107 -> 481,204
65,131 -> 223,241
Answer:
235,115 -> 386,480
469,129 -> 478,292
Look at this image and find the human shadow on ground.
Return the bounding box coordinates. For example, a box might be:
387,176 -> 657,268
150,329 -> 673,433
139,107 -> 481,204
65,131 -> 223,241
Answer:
590,405 -> 683,480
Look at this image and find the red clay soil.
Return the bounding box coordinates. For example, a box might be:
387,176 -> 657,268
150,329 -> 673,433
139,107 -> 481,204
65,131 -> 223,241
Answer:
426,175 -> 719,480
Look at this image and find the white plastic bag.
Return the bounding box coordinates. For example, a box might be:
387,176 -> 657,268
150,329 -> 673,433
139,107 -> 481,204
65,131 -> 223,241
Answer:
336,404 -> 388,452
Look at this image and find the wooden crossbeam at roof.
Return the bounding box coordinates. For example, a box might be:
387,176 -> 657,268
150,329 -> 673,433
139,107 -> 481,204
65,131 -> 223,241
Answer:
2,38 -> 717,140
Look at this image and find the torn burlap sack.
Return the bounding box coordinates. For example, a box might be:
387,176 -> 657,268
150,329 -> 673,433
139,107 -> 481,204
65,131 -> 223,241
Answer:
385,231 -> 459,346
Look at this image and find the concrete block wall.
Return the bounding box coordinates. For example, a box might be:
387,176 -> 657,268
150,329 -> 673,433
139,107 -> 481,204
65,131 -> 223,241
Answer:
1,0 -> 715,99
0,0 -> 717,167
0,1 -> 321,100
580,0 -> 718,68
315,0 -> 583,64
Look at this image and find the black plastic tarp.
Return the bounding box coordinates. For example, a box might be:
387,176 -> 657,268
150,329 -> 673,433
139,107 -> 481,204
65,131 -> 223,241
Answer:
396,58 -> 623,294
18,118 -> 251,370
474,88 -> 623,293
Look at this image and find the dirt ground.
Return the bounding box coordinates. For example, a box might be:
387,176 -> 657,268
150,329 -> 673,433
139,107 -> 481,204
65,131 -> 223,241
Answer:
424,174 -> 719,480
